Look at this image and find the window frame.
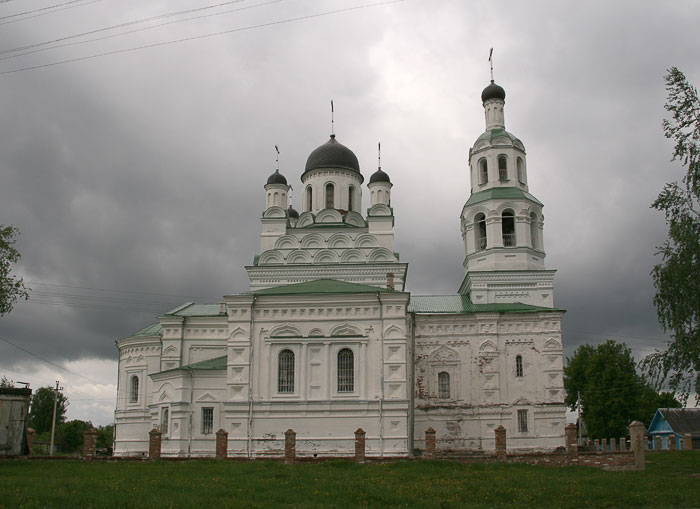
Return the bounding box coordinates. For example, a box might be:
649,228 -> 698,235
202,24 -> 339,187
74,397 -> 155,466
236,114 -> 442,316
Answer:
201,407 -> 214,435
498,155 -> 508,181
515,354 -> 524,378
474,213 -> 487,251
517,409 -> 528,433
348,186 -> 355,212
277,348 -> 296,394
478,158 -> 488,185
438,371 -> 450,399
337,348 -> 355,393
129,375 -> 139,404
161,407 -> 169,435
501,210 -> 516,247
325,183 -> 335,209
306,186 -> 313,211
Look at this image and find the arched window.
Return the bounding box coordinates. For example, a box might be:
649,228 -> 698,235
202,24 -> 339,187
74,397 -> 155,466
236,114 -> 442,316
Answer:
498,155 -> 508,181
306,186 -> 313,212
348,186 -> 355,212
517,157 -> 525,184
337,348 -> 354,392
278,349 -> 295,393
516,355 -> 523,377
502,210 -> 515,247
161,407 -> 169,434
479,159 -> 488,185
273,191 -> 280,207
530,213 -> 538,250
475,213 -> 487,251
325,183 -> 334,209
438,371 -> 450,399
129,375 -> 139,403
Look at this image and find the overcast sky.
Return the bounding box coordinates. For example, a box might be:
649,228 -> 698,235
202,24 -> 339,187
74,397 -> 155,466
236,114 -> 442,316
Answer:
1,0 -> 698,426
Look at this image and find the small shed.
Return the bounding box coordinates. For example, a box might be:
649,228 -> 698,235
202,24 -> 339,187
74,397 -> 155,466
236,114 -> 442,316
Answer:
0,387 -> 32,456
648,408 -> 700,450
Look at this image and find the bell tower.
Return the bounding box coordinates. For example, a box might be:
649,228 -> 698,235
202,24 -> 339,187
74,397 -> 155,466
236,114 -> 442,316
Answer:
459,80 -> 556,307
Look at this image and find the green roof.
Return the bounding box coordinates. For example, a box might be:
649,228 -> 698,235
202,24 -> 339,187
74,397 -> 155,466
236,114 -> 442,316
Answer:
250,279 -> 396,296
163,302 -> 222,317
155,355 -> 227,375
132,322 -> 162,337
475,128 -> 523,146
408,295 -> 561,314
464,187 -> 543,208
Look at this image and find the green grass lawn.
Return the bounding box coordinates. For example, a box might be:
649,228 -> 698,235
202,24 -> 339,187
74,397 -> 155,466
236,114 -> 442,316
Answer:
1,452 -> 699,508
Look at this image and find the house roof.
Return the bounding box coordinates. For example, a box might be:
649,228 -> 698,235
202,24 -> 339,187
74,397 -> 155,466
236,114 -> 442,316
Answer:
153,355 -> 228,376
249,279 -> 397,296
658,408 -> 700,435
408,295 -> 561,314
163,302 -> 222,317
132,322 -> 163,337
463,187 -> 543,208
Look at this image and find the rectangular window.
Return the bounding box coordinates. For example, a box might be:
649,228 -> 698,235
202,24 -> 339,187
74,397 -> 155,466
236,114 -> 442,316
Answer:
518,409 -> 528,433
201,407 -> 214,435
161,407 -> 169,435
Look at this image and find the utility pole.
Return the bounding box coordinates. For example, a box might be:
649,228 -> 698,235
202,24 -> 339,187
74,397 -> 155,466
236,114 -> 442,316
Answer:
49,380 -> 63,457
577,390 -> 582,446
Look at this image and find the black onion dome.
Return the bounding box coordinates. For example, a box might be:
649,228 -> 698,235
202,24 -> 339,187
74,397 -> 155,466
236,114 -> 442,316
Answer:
304,134 -> 361,175
481,80 -> 506,102
266,169 -> 287,185
369,168 -> 391,184
287,205 -> 299,219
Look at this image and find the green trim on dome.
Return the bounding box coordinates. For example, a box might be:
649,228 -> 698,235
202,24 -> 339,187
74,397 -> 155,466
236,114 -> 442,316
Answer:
475,128 -> 523,147
464,187 -> 543,208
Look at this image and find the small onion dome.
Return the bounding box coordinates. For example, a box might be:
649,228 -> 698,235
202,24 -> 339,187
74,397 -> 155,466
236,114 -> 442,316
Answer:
481,80 -> 506,102
287,205 -> 299,219
266,169 -> 287,185
369,167 -> 391,184
303,134 -> 361,176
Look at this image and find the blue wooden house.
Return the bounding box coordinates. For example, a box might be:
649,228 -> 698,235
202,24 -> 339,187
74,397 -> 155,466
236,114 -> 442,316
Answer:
647,408 -> 700,450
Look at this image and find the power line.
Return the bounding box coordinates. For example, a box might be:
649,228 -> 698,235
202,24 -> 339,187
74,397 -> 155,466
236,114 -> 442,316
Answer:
0,0 -> 91,21
0,0 -> 284,62
0,0 -> 406,75
0,0 -> 254,55
0,0 -> 106,26
0,334 -> 108,385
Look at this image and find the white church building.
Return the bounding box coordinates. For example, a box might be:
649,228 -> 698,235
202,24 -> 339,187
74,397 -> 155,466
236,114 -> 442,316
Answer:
114,79 -> 567,457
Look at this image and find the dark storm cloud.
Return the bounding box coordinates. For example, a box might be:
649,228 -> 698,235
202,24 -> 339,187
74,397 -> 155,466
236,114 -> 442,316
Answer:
1,0 -> 699,408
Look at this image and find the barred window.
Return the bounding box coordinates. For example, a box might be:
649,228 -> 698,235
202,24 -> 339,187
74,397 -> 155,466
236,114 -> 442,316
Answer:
129,375 -> 139,403
518,409 -> 528,433
337,348 -> 354,392
278,349 -> 295,393
161,407 -> 169,435
201,407 -> 214,435
438,371 -> 450,399
516,355 -> 523,377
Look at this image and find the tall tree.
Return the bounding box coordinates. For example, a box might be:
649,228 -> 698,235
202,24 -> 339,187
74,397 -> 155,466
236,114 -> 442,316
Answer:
564,340 -> 669,438
0,225 -> 29,316
642,67 -> 700,404
28,386 -> 68,434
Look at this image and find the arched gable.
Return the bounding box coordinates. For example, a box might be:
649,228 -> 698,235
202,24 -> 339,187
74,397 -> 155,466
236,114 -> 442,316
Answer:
368,203 -> 391,216
330,323 -> 363,336
300,233 -> 325,249
287,250 -> 312,264
314,249 -> 339,263
229,327 -> 248,339
429,346 -> 459,363
296,211 -> 315,228
479,339 -> 498,353
196,392 -> 218,403
544,338 -> 562,351
368,248 -> 395,262
340,249 -> 364,263
383,324 -> 404,339
262,206 -> 286,219
344,211 -> 365,227
258,250 -> 284,265
163,345 -> 178,357
354,234 -> 378,248
270,324 -> 304,337
327,233 -> 352,248
274,235 -> 300,250
315,209 -> 343,223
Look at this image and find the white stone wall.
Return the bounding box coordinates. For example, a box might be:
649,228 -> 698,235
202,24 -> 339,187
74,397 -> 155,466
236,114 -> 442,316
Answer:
412,311 -> 566,452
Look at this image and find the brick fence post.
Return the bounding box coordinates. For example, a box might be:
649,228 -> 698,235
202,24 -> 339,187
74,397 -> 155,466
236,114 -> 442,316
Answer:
82,428 -> 97,459
594,439 -> 600,452
494,425 -> 507,460
684,433 -> 693,451
619,436 -> 626,451
610,437 -> 617,451
25,428 -> 35,456
149,428 -> 162,460
630,421 -> 645,471
284,429 -> 296,464
565,423 -> 578,461
216,429 -> 228,460
354,428 -> 366,463
668,435 -> 676,451
425,428 -> 436,459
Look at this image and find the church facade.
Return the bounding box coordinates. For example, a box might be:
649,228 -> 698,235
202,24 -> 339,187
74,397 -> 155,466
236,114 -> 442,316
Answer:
114,80 -> 566,457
